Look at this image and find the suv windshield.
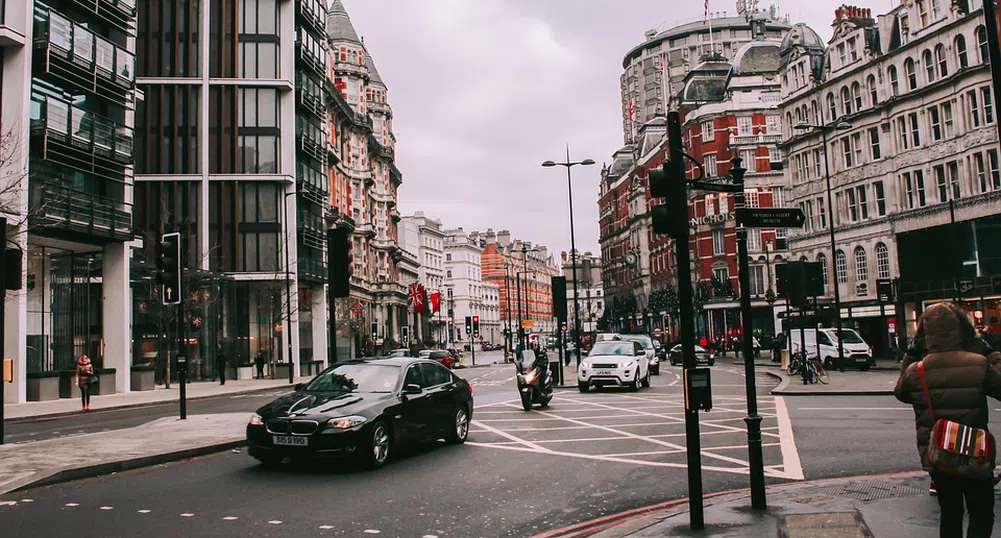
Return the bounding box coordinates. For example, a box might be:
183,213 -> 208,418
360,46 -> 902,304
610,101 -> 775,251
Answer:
589,342 -> 634,356
620,335 -> 653,349
304,364 -> 400,393
833,329 -> 865,344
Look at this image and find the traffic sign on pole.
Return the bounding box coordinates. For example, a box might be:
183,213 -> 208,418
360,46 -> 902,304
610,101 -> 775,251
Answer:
736,208 -> 806,228
689,181 -> 742,193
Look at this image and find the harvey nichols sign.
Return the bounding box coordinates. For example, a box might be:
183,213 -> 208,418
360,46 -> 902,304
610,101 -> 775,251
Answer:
690,213 -> 735,227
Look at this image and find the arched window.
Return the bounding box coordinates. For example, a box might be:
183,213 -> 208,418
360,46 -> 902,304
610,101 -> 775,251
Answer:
905,58 -> 917,90
888,65 -> 899,96
935,44 -> 948,78
956,35 -> 969,69
841,86 -> 852,116
923,49 -> 935,82
795,108 -> 803,124
852,82 -> 863,111
818,253 -> 829,293
875,243 -> 890,279
835,250 -> 848,284
977,25 -> 989,64
811,100 -> 820,124
867,75 -> 878,105
854,246 -> 868,284
827,93 -> 837,121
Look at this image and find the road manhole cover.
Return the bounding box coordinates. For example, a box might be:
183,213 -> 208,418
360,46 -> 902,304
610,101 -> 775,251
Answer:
779,511 -> 873,538
812,480 -> 926,502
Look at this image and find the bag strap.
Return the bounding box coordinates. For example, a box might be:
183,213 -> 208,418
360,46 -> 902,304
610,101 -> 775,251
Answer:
917,361 -> 936,423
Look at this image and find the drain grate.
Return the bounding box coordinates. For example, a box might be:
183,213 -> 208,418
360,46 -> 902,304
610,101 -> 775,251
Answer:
811,480 -> 926,502
779,511 -> 873,538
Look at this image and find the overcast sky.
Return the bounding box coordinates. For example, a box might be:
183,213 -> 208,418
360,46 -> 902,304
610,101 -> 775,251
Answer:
340,0 -> 888,258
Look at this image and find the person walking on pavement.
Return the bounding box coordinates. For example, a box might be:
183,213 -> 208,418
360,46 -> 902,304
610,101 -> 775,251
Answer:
894,302 -> 1001,538
75,355 -> 95,411
254,351 -> 265,379
217,348 -> 227,385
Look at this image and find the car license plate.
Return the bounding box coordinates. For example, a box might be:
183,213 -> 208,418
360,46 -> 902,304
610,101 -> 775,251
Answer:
273,435 -> 307,446
594,369 -> 615,375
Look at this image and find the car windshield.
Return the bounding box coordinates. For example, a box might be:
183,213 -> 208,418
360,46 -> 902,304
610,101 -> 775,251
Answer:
833,329 -> 865,344
672,345 -> 706,352
589,342 -> 634,356
621,335 -> 653,349
304,364 -> 400,393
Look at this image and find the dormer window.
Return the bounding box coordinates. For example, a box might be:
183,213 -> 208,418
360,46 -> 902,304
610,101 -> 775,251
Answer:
838,43 -> 847,67
848,37 -> 859,62
918,0 -> 929,27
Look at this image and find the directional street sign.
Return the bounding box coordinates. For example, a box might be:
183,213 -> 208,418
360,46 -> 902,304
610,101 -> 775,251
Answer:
689,181 -> 743,193
736,208 -> 806,228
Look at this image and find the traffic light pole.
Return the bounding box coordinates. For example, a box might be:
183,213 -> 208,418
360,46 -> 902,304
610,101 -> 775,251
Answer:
665,112 -> 705,530
731,156 -> 767,511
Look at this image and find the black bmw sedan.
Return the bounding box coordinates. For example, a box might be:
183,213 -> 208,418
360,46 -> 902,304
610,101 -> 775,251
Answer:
247,358 -> 473,469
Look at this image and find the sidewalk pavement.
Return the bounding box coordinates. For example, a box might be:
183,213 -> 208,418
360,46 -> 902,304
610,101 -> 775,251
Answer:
586,471 -> 978,538
4,377 -> 303,421
762,366 -> 898,396
0,413 -> 248,497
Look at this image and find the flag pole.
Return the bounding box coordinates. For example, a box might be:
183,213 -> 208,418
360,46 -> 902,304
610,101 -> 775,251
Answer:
705,0 -> 714,54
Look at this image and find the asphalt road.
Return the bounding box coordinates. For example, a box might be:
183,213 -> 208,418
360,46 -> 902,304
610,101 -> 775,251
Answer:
0,361 -> 792,538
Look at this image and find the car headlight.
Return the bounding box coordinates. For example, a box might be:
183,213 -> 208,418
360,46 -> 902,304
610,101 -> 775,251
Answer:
326,415 -> 367,429
581,360 -> 591,369
249,413 -> 264,426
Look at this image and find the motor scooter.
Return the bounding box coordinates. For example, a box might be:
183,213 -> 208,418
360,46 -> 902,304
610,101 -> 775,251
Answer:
515,350 -> 553,411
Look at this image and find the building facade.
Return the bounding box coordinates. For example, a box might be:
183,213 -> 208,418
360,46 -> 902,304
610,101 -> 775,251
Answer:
399,212 -> 445,344
3,0 -> 138,403
443,228 -> 484,347
561,251 -> 605,334
620,5 -> 789,143
779,2 -> 1001,356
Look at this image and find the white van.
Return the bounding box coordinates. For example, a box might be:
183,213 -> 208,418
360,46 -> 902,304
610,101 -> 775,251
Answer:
788,328 -> 873,370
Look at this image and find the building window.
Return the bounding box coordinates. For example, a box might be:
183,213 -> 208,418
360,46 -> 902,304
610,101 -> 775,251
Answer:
446,253 -> 451,261
712,229 -> 725,255
818,253 -> 829,293
975,152 -> 988,192
446,270 -> 452,278
701,120 -> 714,141
847,187 -> 858,221
888,65 -> 899,96
903,172 -> 914,208
956,35 -> 969,69
874,181 -> 886,216
936,44 -> 949,78
239,88 -> 281,173
856,185 -> 869,219
750,265 -> 765,296
766,115 -> 781,134
867,75 -> 878,105
948,160 -> 960,199
852,132 -> 863,166
983,87 -> 994,124
741,149 -> 756,173
855,247 -> 869,287
737,116 -> 752,136
977,26 -> 989,64
930,106 -> 942,141
842,138 -> 853,168
875,243 -> 890,279
746,189 -> 760,208
836,250 -> 848,284
772,186 -> 785,207
969,89 -> 981,128
712,265 -> 729,284
841,86 -> 853,116
704,153 -> 718,178
817,197 -> 827,228
747,229 -> 761,250
769,147 -> 782,164
837,42 -> 847,66
848,36 -> 859,62
990,150 -> 1001,190
918,0 -> 929,26
942,102 -> 955,137
923,49 -> 935,82
827,93 -> 837,120
813,148 -> 823,177
898,117 -> 909,150
852,82 -> 863,111
867,127 -> 881,160
909,112 -> 921,147
905,58 -> 918,90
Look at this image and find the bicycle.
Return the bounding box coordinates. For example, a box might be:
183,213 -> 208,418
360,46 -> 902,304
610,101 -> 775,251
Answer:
787,350 -> 804,376
807,355 -> 829,385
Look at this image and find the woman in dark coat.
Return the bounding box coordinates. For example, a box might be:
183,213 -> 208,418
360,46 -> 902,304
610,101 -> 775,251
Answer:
75,355 -> 94,411
894,303 -> 1001,538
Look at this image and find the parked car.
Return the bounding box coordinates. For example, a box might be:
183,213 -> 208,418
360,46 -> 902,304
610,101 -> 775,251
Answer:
447,348 -> 462,365
388,349 -> 409,358
428,350 -> 455,369
619,334 -> 659,376
789,328 -> 873,370
418,350 -> 434,360
577,340 -> 650,392
247,359 -> 472,469
668,344 -> 716,366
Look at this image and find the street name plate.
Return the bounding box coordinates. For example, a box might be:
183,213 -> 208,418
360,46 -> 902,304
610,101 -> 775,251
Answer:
690,181 -> 742,193
736,208 -> 806,228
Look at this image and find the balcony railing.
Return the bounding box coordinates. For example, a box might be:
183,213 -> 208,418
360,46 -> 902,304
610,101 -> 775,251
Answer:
299,225 -> 326,250
297,86 -> 325,120
297,0 -> 325,36
296,37 -> 326,78
31,97 -> 134,177
30,181 -> 132,242
730,133 -> 783,146
297,257 -> 326,283
72,0 -> 138,34
296,177 -> 328,208
296,131 -> 325,164
34,7 -> 135,103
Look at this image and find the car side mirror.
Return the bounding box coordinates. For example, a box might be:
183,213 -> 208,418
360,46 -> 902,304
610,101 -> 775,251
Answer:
294,383 -> 304,391
402,384 -> 422,396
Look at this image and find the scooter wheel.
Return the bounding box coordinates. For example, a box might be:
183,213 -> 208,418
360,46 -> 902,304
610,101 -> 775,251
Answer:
521,392 -> 533,411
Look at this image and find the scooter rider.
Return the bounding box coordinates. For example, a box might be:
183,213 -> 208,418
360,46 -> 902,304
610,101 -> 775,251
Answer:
531,342 -> 552,395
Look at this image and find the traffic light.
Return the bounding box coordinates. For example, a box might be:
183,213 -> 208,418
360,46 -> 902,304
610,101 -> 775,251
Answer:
159,232 -> 181,305
327,228 -> 352,298
472,315 -> 480,338
465,316 -> 472,337
648,151 -> 688,239
371,322 -> 378,340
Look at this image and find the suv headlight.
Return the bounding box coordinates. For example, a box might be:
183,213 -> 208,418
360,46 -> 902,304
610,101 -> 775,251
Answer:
249,413 -> 264,426
326,415 -> 367,429
581,360 -> 591,369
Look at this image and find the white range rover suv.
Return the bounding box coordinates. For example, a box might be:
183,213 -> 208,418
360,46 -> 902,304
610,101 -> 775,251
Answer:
578,340 -> 650,392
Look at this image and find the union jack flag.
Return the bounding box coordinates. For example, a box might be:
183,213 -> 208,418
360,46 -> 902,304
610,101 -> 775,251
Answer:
409,283 -> 426,314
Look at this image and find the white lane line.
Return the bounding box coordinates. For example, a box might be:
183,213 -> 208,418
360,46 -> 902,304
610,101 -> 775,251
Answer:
797,407 -> 910,411
471,420 -> 552,452
20,499 -> 33,503
181,513 -> 195,517
223,516 -> 238,521
268,520 -> 283,525
667,371 -> 681,387
100,506 -> 114,511
137,509 -> 151,514
775,396 -> 805,480
65,503 -> 79,508
364,531 -> 381,535
606,442 -> 782,458
319,525 -> 334,530
0,501 -> 17,507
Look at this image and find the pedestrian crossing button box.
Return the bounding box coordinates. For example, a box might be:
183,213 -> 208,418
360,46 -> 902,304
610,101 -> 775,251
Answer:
176,355 -> 188,374
684,367 -> 712,411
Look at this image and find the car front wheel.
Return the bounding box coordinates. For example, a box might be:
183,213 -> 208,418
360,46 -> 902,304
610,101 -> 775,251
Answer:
641,369 -> 651,388
578,381 -> 590,393
364,421 -> 392,469
630,370 -> 641,392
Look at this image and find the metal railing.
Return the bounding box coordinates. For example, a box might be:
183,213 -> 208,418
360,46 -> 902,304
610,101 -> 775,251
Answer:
34,96 -> 134,164
30,181 -> 132,240
36,6 -> 136,92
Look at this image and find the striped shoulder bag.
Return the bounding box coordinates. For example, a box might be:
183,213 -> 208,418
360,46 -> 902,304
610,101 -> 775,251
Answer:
917,361 -> 996,480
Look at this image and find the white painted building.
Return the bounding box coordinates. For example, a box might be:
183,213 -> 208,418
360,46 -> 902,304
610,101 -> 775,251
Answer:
443,228 -> 484,347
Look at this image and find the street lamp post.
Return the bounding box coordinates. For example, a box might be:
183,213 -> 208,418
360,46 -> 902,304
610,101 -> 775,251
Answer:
794,120 -> 851,371
283,189 -> 295,384
543,149 -> 595,367
517,246 -> 537,348
504,264 -> 513,361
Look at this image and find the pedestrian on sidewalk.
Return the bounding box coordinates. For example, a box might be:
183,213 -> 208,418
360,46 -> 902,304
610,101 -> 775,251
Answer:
75,355 -> 95,411
894,302 -> 1001,538
217,348 -> 227,385
254,352 -> 265,379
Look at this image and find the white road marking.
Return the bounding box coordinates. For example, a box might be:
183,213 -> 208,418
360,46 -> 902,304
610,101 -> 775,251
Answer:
606,442 -> 782,458
20,499 -> 32,503
775,396 -> 805,480
364,531 -> 381,535
268,520 -> 283,525
797,407 -> 910,411
100,506 -> 114,511
138,510 -> 151,514
472,420 -> 552,452
181,513 -> 194,517
223,516 -> 238,520
0,501 -> 17,507
65,503 -> 79,507
320,525 -> 334,530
